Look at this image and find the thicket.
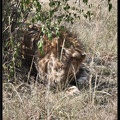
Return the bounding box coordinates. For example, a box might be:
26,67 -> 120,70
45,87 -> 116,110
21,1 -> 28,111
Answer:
2,0 -> 112,82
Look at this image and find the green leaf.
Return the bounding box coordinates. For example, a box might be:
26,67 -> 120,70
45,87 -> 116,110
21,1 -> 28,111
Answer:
49,10 -> 54,17
58,18 -> 62,24
56,1 -> 60,7
37,2 -> 41,10
25,0 -> 30,4
86,11 -> 90,17
64,4 -> 70,10
108,3 -> 112,11
84,14 -> 87,19
48,33 -> 52,40
89,4 -> 92,8
49,1 -> 55,7
83,0 -> 88,5
65,0 -> 69,2
72,7 -> 75,10
42,27 -> 46,34
56,31 -> 60,37
74,13 -> 77,18
60,26 -> 65,30
36,14 -> 41,21
77,16 -> 80,20
37,40 -> 44,55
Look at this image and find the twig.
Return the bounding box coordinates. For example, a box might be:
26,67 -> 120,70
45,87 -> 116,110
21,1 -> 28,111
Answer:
95,91 -> 112,96
3,83 -> 23,103
27,56 -> 34,83
60,38 -> 66,62
92,73 -> 98,104
2,2 -> 32,41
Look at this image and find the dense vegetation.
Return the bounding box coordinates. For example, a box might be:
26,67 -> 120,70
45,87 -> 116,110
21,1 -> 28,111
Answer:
2,0 -> 117,120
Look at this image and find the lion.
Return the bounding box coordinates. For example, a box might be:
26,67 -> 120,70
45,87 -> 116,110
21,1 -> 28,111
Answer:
21,24 -> 86,90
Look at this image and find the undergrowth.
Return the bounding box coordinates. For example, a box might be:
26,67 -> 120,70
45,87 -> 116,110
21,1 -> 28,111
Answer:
2,0 -> 117,120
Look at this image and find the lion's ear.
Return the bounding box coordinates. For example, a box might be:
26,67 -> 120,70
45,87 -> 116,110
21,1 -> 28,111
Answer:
72,51 -> 86,59
72,51 -> 80,58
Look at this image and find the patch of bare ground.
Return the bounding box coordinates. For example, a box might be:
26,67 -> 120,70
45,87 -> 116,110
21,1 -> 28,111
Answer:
3,0 -> 117,120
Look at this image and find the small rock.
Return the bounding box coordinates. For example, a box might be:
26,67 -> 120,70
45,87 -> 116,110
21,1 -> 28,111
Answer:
65,86 -> 80,97
76,67 -> 89,83
77,76 -> 88,83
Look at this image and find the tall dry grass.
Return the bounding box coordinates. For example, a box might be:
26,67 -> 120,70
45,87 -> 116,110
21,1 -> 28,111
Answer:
3,0 -> 117,120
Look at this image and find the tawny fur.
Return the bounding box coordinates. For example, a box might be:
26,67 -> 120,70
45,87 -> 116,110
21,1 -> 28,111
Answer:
22,24 -> 86,90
